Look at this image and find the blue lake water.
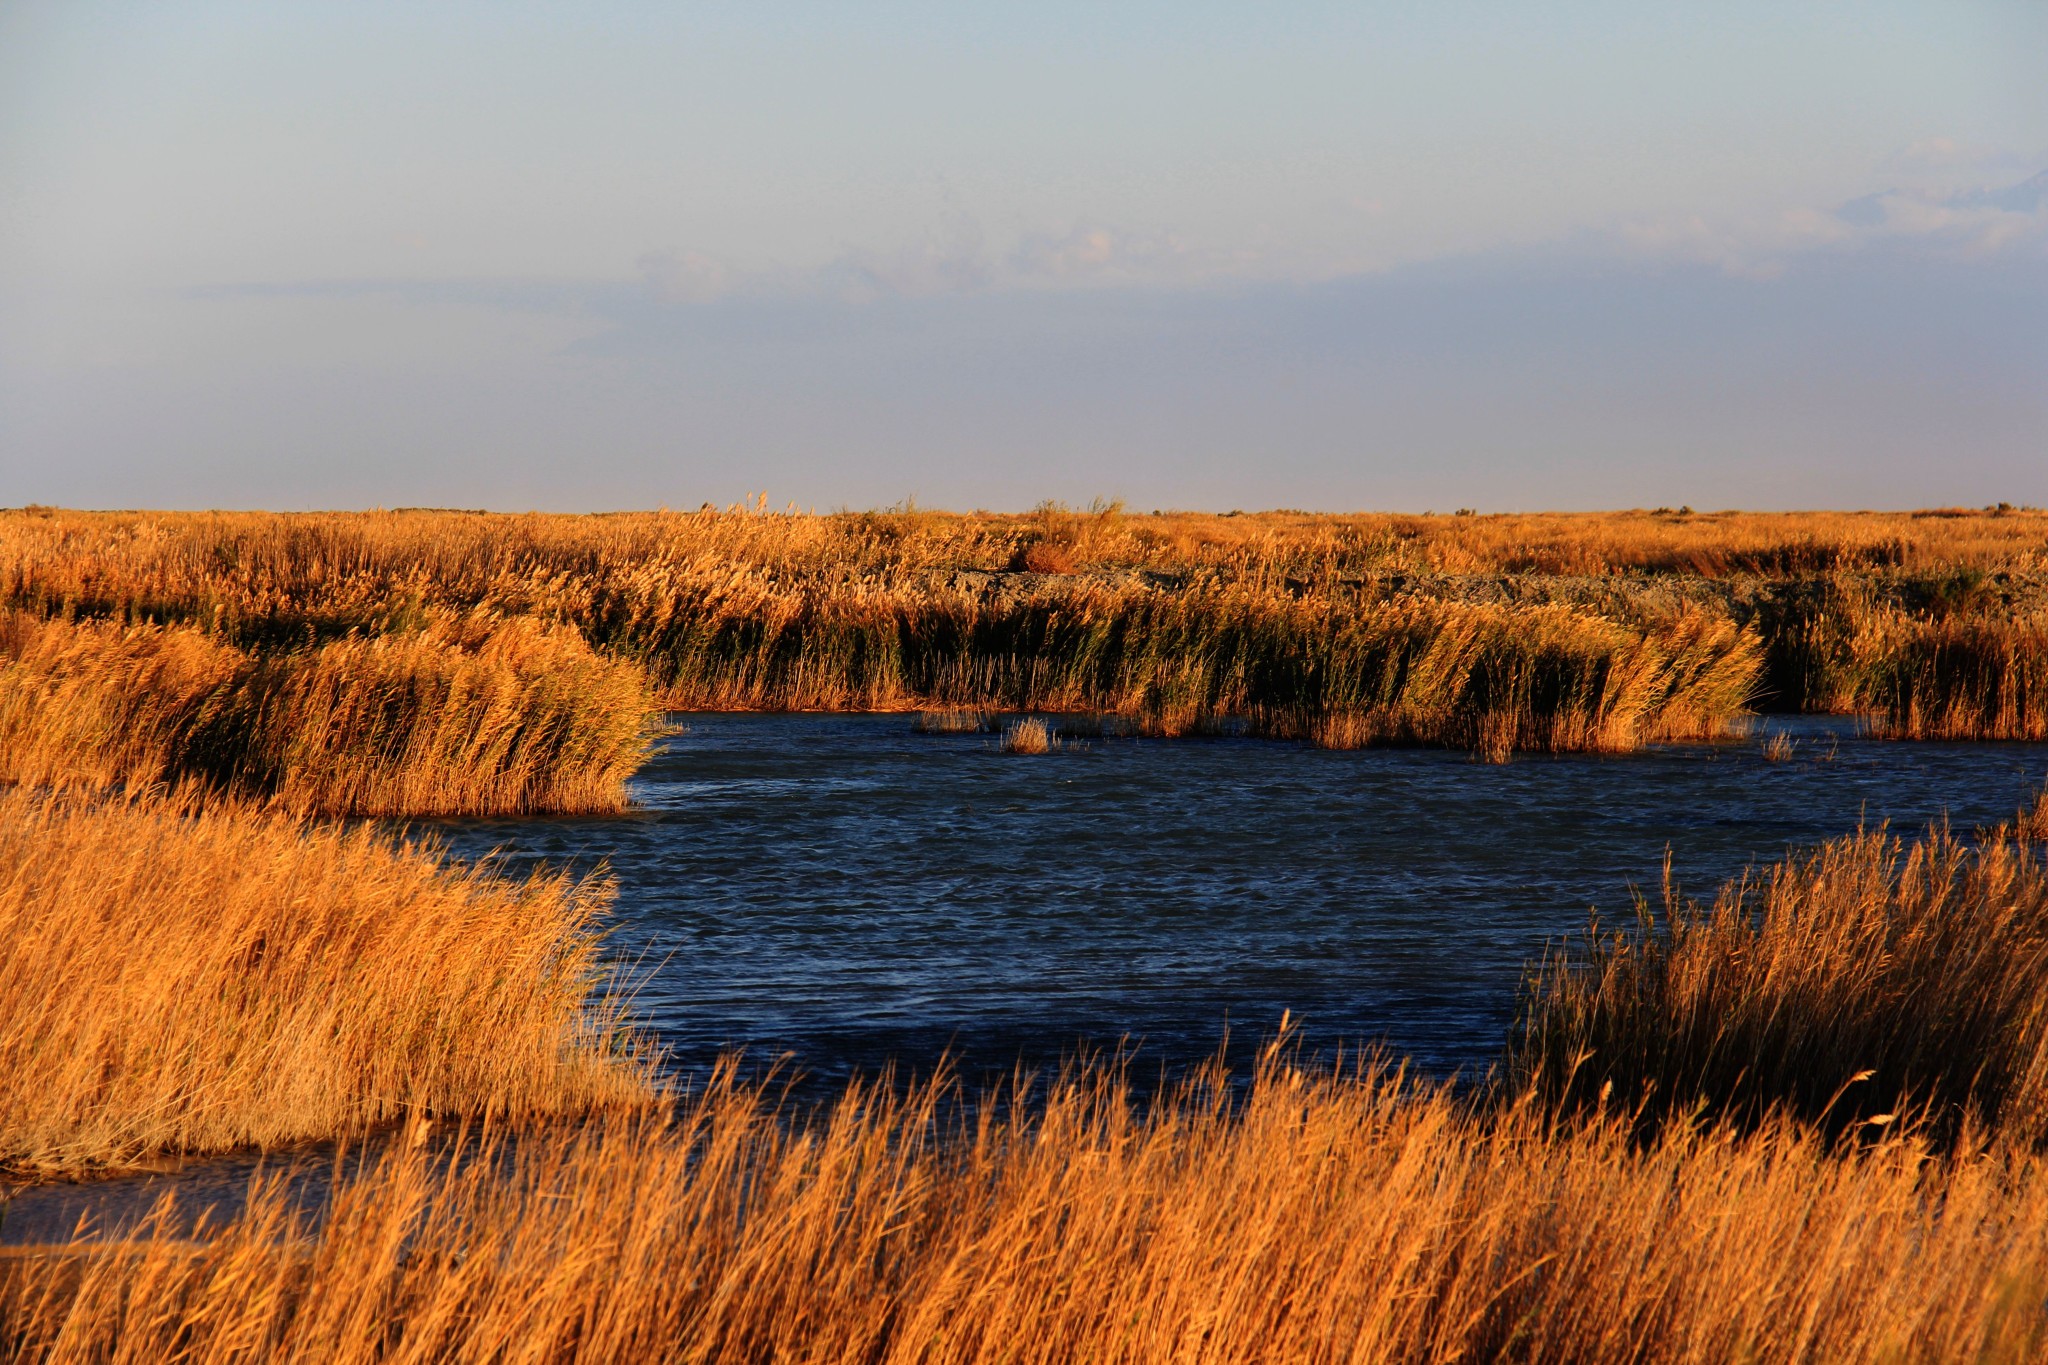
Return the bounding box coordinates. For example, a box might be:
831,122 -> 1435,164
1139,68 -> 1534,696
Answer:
421,715 -> 2048,1096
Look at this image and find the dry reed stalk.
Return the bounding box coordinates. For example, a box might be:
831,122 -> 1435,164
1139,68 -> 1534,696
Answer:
0,612 -> 659,815
1762,731 -> 1796,761
0,786 -> 657,1176
0,611 -> 243,790
1513,818 -> 2048,1144
7,1055 -> 2048,1362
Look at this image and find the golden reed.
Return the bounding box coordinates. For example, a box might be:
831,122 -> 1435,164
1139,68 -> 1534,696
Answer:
7,1054 -> 2048,1362
1516,804 -> 2048,1145
0,611 -> 658,815
0,786 -> 657,1177
0,506 -> 1817,757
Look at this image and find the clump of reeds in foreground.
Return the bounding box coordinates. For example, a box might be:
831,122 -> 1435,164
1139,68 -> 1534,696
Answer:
999,717 -> 1057,754
10,1051 -> 2048,1362
0,786 -> 657,1177
0,611 -> 659,815
1513,808 -> 2048,1145
2020,787 -> 2048,842
1761,730 -> 1796,761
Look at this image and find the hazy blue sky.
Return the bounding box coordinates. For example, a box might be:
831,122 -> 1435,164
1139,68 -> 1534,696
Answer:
2,1 -> 2043,511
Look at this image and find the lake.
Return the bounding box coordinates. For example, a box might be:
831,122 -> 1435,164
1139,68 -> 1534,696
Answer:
424,714 -> 2048,1095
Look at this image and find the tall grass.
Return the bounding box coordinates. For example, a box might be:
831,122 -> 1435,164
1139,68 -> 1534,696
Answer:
204,614 -> 659,815
1868,615 -> 2048,741
0,786 -> 656,1177
5,507 -> 2044,612
0,612 -> 243,791
1748,572 -> 2048,736
5,504 -> 2044,744
1512,812 -> 2048,1144
0,612 -> 658,815
8,1055 -> 2048,1362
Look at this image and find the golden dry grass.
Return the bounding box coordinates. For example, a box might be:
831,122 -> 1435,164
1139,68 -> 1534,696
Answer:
13,502 -> 2048,742
209,614 -> 660,815
0,505 -> 1803,755
0,612 -> 244,792
8,1054 -> 2048,1362
0,786 -> 657,1177
5,505 -> 2045,605
1513,809 -> 2048,1145
1868,615 -> 2048,741
0,611 -> 659,815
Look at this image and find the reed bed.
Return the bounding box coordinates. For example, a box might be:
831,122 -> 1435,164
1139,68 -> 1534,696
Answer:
206,614 -> 659,816
0,612 -> 657,815
1512,811 -> 2048,1145
1866,615 -> 2048,741
5,503 -> 2046,744
0,786 -> 656,1177
9,1054 -> 2048,1362
0,507 -> 1783,756
640,588 -> 1758,756
5,506 -> 2045,611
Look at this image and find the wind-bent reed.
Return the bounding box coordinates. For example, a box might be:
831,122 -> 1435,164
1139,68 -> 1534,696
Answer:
0,611 -> 243,792
204,613 -> 660,815
1512,807 -> 2048,1144
0,786 -> 657,1176
8,1053 -> 2048,1362
47,503 -> 2048,751
0,611 -> 659,815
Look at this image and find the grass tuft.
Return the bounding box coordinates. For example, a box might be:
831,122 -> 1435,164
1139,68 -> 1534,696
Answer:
998,718 -> 1058,754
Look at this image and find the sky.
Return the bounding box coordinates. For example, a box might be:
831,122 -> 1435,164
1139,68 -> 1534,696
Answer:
1,1 -> 2043,512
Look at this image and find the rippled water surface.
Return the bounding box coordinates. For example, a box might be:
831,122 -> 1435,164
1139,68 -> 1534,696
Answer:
421,716 -> 2048,1093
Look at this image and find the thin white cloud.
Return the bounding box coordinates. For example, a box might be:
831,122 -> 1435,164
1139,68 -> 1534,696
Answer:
1611,166 -> 2048,277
